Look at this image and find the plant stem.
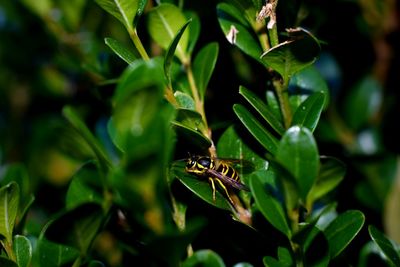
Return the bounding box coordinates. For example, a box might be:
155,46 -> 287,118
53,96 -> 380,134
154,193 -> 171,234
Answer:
2,241 -> 16,262
273,76 -> 292,128
128,28 -> 150,61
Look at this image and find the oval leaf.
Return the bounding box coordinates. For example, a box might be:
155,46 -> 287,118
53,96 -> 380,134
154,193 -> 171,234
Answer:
250,173 -> 291,238
95,0 -> 139,31
105,37 -> 136,64
291,91 -> 326,132
147,3 -> 189,62
36,238 -> 79,267
0,182 -> 20,244
369,225 -> 400,267
171,121 -> 211,149
324,210 -> 365,258
182,249 -> 225,267
193,42 -> 219,100
239,86 -> 285,135
261,28 -> 321,80
276,126 -> 319,200
233,104 -> 279,155
13,235 -> 32,267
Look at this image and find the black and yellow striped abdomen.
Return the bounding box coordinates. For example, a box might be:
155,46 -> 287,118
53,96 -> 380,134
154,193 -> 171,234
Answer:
215,162 -> 240,183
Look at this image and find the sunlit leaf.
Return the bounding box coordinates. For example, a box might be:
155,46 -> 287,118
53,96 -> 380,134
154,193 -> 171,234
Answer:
13,235 -> 32,267
0,182 -> 19,244
105,37 -> 136,64
147,3 -> 189,62
174,91 -> 196,110
291,92 -> 326,132
94,0 -> 139,31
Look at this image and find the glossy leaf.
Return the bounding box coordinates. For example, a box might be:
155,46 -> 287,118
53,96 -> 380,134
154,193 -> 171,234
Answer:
175,109 -> 205,133
233,263 -> 254,267
239,86 -> 285,135
369,225 -> 400,267
182,249 -> 225,267
308,157 -> 346,202
13,235 -> 32,267
105,37 -> 136,64
291,92 -> 326,132
94,0 -> 139,31
171,162 -> 232,212
193,42 -> 219,100
36,238 -> 79,267
164,19 -> 191,86
147,3 -> 189,62
324,210 -> 365,258
62,106 -> 111,172
217,3 -> 263,63
233,104 -> 279,155
250,173 -> 291,238
0,182 -> 19,244
261,28 -> 321,80
171,121 -> 211,149
276,126 -> 319,199
44,203 -> 104,254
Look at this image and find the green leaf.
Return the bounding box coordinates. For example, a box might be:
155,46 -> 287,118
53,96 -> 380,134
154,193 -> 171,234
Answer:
164,19 -> 191,86
289,65 -> 330,107
276,126 -> 319,200
171,161 -> 232,212
182,249 -> 225,267
217,3 -> 263,63
171,121 -> 212,149
239,86 -> 285,135
261,28 -> 321,80
0,182 -> 20,244
94,0 -> 139,31
324,210 -> 365,258
174,91 -> 196,110
233,104 -> 279,155
291,92 -> 326,132
13,235 -> 32,267
147,3 -> 189,62
185,11 -> 201,54
43,203 -> 104,255
105,37 -> 136,64
62,106 -> 111,172
343,76 -> 382,131
308,157 -> 345,202
233,263 -> 254,267
175,109 -> 205,133
36,238 -> 79,267
193,42 -> 219,100
250,173 -> 291,238
369,225 -> 400,267
65,162 -> 104,209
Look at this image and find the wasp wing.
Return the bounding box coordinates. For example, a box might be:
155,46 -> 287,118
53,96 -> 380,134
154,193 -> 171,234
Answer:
205,169 -> 249,191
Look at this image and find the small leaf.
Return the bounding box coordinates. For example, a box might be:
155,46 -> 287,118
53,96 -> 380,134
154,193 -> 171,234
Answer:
193,42 -> 219,100
239,86 -> 285,135
233,104 -> 279,155
217,3 -> 263,63
174,91 -> 196,110
276,126 -> 319,199
44,203 -> 104,254
36,238 -> 79,267
105,37 -> 136,64
175,109 -> 205,133
95,0 -> 139,31
250,173 -> 291,238
308,157 -> 346,202
13,235 -> 32,267
182,249 -> 225,267
0,182 -> 20,244
369,225 -> 400,267
261,28 -> 321,80
147,3 -> 189,62
324,210 -> 365,258
171,121 -> 211,149
291,92 -> 326,132
164,19 -> 192,86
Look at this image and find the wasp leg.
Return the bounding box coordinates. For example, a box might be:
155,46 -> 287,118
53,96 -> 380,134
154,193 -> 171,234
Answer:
208,177 -> 217,202
215,178 -> 235,207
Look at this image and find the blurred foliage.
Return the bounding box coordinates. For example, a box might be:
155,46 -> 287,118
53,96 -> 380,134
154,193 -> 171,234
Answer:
0,0 -> 400,266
